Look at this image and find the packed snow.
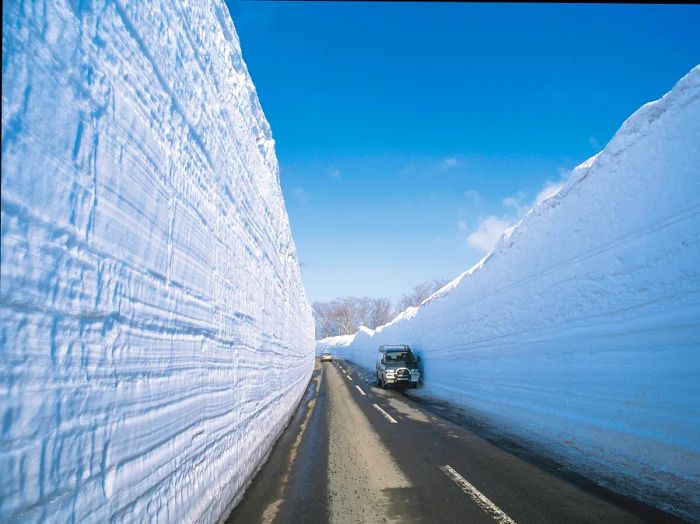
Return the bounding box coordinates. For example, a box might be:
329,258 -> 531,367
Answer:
315,334 -> 356,355
1,1 -> 314,521
319,66 -> 700,519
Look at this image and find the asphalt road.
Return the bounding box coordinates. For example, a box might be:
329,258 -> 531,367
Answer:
227,359 -> 684,524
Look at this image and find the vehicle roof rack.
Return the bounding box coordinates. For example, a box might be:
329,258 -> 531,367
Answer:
379,344 -> 411,351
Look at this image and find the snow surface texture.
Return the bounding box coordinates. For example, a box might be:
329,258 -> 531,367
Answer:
319,67 -> 700,519
1,1 -> 314,521
315,334 -> 355,355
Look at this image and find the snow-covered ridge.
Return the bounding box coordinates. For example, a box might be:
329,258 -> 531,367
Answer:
324,66 -> 700,519
1,1 -> 314,521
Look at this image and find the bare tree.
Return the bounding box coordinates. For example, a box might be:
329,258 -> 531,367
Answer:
313,296 -> 392,338
333,297 -> 357,335
312,301 -> 336,339
370,297 -> 393,328
354,296 -> 374,328
396,279 -> 448,312
312,279 -> 447,339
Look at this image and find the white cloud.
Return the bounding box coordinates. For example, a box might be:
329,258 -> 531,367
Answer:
467,216 -> 511,253
558,166 -> 571,177
465,178 -> 566,254
535,181 -> 563,203
502,191 -> 529,215
441,157 -> 460,169
289,187 -> 309,204
328,168 -> 342,179
464,190 -> 483,205
502,195 -> 522,210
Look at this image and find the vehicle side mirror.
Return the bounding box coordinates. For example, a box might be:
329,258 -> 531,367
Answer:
381,358 -> 385,364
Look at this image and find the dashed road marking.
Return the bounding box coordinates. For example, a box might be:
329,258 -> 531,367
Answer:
440,465 -> 516,524
372,403 -> 398,424
355,385 -> 366,396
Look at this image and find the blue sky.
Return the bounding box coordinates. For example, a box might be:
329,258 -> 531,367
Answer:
227,2 -> 700,302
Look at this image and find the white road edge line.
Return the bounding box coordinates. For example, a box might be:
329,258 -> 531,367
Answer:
355,385 -> 366,396
372,403 -> 398,424
440,465 -> 516,524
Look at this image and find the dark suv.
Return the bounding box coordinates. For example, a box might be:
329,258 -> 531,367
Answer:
376,345 -> 420,388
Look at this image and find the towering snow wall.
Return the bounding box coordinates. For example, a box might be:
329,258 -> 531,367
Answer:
1,1 -> 314,521
331,67 -> 700,519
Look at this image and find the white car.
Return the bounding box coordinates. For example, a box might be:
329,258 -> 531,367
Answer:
320,351 -> 333,362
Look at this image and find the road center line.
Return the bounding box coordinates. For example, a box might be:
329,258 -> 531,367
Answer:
440,465 -> 516,524
372,403 -> 398,423
355,385 -> 366,396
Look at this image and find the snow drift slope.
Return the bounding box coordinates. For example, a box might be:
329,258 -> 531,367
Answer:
331,66 -> 700,519
1,1 -> 314,521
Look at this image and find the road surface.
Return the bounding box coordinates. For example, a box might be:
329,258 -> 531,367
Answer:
227,359 -> 683,523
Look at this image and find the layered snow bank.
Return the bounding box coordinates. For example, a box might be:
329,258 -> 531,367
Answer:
327,66 -> 700,519
1,1 -> 314,521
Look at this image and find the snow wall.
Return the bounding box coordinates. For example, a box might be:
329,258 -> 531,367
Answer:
1,1 -> 314,521
320,67 -> 700,519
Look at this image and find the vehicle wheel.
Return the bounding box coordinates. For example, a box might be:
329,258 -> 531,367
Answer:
377,375 -> 383,388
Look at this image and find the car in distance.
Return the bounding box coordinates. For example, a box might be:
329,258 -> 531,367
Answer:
376,345 -> 420,388
320,351 -> 333,362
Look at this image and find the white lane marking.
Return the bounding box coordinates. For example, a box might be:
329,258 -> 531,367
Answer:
355,385 -> 366,396
372,403 -> 398,424
440,465 -> 516,524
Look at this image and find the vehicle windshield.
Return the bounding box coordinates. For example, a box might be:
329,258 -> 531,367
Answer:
384,351 -> 414,365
